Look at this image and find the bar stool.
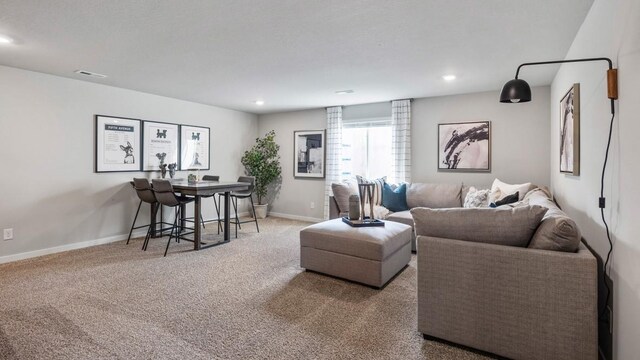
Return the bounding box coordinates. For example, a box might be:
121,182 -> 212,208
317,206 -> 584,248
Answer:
201,175 -> 223,233
151,179 -> 196,257
127,178 -> 160,247
227,176 -> 260,238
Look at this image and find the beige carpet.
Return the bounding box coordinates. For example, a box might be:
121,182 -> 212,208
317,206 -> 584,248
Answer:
0,217 -> 490,359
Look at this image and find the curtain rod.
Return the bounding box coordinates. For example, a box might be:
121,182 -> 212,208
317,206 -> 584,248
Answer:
325,98 -> 414,109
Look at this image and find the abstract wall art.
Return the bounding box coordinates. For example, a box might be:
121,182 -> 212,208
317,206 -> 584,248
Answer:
560,83 -> 580,175
438,121 -> 491,172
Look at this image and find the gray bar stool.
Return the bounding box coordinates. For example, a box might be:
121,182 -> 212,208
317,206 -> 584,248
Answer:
128,178 -> 162,248
226,176 -> 260,238
201,175 -> 223,233
151,179 -> 196,257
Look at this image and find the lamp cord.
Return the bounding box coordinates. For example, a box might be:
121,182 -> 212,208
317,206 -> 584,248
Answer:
599,101 -> 615,318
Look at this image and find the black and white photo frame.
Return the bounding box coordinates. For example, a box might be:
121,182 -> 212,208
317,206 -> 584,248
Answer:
180,125 -> 210,170
95,115 -> 142,172
294,130 -> 326,178
560,83 -> 580,175
142,120 -> 180,172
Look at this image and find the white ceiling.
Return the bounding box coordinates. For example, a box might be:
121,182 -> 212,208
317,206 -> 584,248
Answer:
0,0 -> 594,115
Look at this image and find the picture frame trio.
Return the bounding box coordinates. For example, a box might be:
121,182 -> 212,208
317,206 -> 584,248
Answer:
95,115 -> 210,173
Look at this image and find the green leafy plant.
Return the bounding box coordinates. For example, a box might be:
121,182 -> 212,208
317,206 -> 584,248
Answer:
241,130 -> 282,205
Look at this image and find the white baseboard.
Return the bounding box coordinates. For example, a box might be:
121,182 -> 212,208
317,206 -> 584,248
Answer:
268,212 -> 323,223
0,229 -> 148,265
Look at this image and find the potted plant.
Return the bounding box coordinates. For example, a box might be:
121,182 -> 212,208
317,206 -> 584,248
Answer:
241,130 -> 282,218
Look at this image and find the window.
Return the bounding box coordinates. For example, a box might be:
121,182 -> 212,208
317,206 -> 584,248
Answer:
340,118 -> 392,180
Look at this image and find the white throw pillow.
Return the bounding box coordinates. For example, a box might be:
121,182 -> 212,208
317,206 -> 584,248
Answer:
490,179 -> 532,202
463,187 -> 490,208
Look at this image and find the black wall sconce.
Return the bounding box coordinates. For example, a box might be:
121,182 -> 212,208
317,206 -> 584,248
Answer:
499,57 -> 620,318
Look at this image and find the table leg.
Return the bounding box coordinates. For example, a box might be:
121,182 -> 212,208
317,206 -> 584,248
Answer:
194,196 -> 201,250
150,203 -> 158,238
180,203 -> 186,233
224,191 -> 230,241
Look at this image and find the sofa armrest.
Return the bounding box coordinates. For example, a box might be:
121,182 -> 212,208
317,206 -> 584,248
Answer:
417,235 -> 597,360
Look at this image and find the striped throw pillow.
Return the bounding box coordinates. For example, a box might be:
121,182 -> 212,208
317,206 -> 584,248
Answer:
356,175 -> 386,206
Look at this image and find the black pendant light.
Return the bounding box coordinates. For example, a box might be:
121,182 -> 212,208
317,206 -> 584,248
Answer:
499,78 -> 532,103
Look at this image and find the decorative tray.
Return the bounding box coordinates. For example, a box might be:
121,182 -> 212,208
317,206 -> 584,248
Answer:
342,217 -> 385,227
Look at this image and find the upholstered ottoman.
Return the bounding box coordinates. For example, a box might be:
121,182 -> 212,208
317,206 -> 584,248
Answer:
300,219 -> 412,288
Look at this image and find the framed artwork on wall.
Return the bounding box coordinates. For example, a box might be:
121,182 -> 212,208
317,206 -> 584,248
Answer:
294,130 -> 326,178
95,115 -> 142,172
142,120 -> 180,172
179,125 -> 210,170
438,121 -> 491,172
560,83 -> 580,175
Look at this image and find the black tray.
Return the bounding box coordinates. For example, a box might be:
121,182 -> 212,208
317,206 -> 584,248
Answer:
342,216 -> 385,227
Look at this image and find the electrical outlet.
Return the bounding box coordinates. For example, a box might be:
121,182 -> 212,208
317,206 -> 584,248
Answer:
310,202 -> 315,209
3,228 -> 13,240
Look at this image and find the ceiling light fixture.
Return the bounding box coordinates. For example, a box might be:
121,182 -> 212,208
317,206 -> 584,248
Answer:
442,75 -> 456,81
74,70 -> 107,78
0,35 -> 14,44
335,90 -> 354,95
254,100 -> 265,106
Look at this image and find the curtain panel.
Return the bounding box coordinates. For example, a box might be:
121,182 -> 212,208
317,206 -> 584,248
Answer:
391,100 -> 411,184
324,106 -> 343,219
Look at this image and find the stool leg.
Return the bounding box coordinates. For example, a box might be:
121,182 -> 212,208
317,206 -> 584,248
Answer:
127,200 -> 142,245
143,203 -> 160,251
233,197 -> 239,238
250,196 -> 260,233
214,195 -> 222,234
164,207 -> 180,257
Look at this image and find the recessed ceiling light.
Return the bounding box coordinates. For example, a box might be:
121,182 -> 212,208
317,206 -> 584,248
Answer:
74,70 -> 107,78
442,75 -> 456,81
0,35 -> 14,44
254,100 -> 265,106
335,90 -> 354,95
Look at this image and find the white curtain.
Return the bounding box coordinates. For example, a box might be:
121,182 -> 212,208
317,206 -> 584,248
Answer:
391,100 -> 411,184
324,106 -> 343,219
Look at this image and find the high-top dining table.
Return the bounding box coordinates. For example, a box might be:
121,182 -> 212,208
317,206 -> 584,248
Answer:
140,179 -> 250,250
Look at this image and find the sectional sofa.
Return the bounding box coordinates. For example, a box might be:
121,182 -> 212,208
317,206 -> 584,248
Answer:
329,181 -> 598,359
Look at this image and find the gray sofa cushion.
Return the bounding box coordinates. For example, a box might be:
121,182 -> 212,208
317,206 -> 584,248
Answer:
386,210 -> 413,227
411,205 -> 548,248
300,219 -> 412,261
407,183 -> 462,209
525,189 -> 581,252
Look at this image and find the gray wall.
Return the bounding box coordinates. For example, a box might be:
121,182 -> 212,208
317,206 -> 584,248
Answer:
412,87 -> 550,187
258,108 -> 327,221
549,0 -> 640,358
258,87 -> 550,220
0,65 -> 258,262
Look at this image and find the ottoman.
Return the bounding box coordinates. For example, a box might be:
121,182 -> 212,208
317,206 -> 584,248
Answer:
300,218 -> 412,288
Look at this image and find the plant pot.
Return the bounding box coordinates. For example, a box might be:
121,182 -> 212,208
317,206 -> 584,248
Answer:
252,204 -> 268,219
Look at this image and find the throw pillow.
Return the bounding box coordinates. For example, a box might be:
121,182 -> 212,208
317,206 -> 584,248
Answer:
331,180 -> 359,213
356,175 -> 386,206
490,191 -> 519,208
411,205 -> 548,248
463,187 -> 490,208
489,178 -> 532,202
382,183 -> 409,212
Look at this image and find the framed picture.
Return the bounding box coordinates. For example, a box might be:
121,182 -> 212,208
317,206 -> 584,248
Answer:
142,121 -> 180,171
560,83 -> 580,175
179,125 -> 210,170
95,115 -> 142,172
294,130 -> 326,178
438,121 -> 491,172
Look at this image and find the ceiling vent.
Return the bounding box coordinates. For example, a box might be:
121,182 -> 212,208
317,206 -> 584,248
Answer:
74,70 -> 107,78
